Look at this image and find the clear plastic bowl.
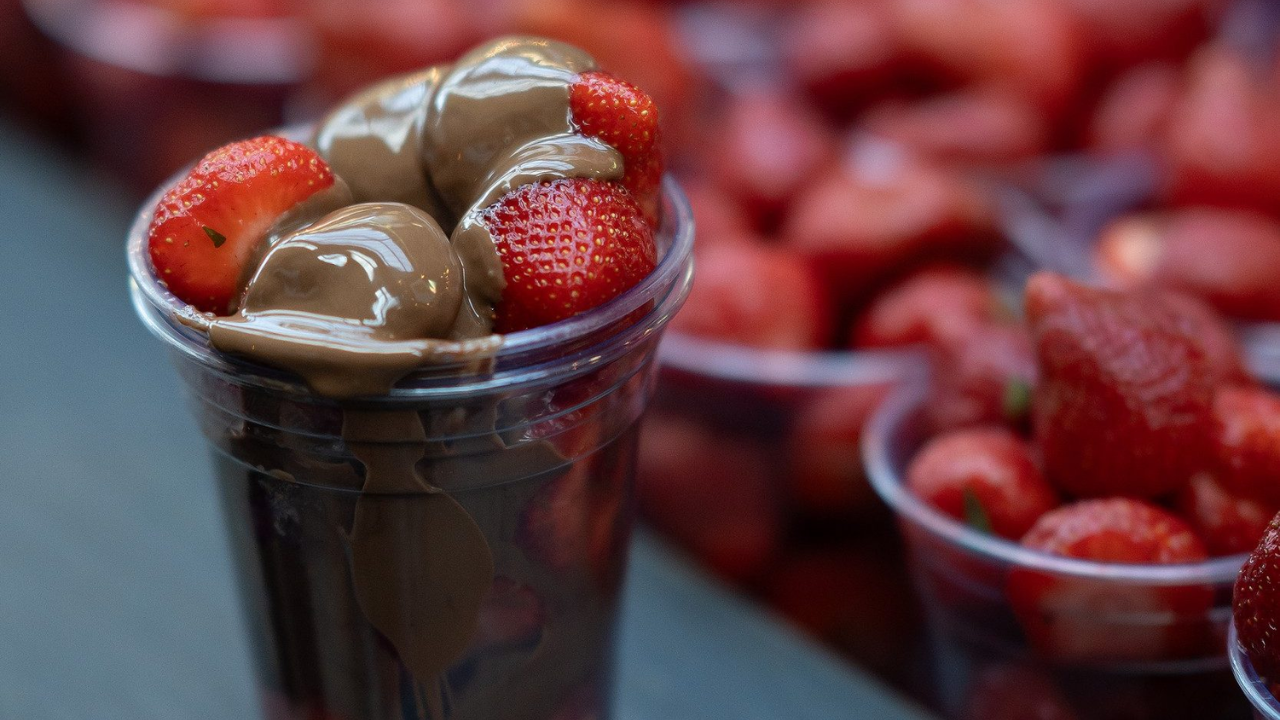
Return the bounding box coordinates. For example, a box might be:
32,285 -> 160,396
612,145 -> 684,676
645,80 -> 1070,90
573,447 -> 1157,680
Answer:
1230,621 -> 1280,720
864,379 -> 1252,719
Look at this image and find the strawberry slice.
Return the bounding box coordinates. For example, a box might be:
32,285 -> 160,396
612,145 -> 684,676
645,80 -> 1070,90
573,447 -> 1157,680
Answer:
147,136 -> 337,314
483,177 -> 657,334
570,70 -> 663,225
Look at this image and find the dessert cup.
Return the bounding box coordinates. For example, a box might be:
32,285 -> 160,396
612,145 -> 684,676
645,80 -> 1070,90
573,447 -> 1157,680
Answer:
127,175 -> 695,720
641,334 -> 929,686
23,0 -> 310,190
1229,621 -> 1280,720
864,380 -> 1251,720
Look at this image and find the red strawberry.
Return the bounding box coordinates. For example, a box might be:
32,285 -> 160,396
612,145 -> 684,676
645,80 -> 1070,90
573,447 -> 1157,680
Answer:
1214,386 -> 1280,506
782,145 -> 998,307
1060,0 -> 1218,68
891,0 -> 1084,114
926,323 -> 1037,434
1097,208 -> 1280,322
147,136 -> 337,314
1160,291 -> 1253,387
1163,46 -> 1280,216
786,384 -> 891,517
668,241 -> 830,350
1087,62 -> 1182,154
467,576 -> 545,652
781,0 -> 901,121
681,178 -> 752,249
1009,498 -> 1212,662
1176,473 -> 1276,556
906,428 -> 1058,540
862,88 -> 1049,168
570,70 -> 663,225
1235,511 -> 1280,681
702,89 -> 835,232
851,264 -> 1002,349
1026,273 -> 1218,498
483,177 -> 657,333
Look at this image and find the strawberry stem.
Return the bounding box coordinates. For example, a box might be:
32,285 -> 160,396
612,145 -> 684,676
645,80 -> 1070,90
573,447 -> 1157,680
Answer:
962,487 -> 994,535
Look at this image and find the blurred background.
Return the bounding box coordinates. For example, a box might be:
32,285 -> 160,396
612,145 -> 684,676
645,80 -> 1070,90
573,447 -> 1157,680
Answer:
5,0 -> 1280,714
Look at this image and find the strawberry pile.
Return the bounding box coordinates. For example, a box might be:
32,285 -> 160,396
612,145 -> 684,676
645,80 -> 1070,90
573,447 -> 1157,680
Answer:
903,271 -> 1280,663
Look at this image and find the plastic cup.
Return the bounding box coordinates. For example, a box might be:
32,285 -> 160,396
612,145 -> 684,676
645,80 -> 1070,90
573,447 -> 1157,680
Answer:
637,334 -> 930,686
23,0 -> 311,190
127,176 -> 694,720
1230,621 -> 1280,720
864,381 -> 1251,720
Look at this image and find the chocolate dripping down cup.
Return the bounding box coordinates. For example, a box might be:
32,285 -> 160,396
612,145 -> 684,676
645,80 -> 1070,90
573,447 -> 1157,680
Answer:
127,175 -> 695,720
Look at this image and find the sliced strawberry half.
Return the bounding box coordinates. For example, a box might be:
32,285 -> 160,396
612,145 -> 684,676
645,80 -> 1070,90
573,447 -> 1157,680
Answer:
482,177 -> 657,334
147,136 -> 337,314
570,70 -> 663,226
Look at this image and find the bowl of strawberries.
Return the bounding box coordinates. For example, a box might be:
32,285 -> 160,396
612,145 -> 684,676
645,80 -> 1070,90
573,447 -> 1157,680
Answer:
866,271 -> 1278,719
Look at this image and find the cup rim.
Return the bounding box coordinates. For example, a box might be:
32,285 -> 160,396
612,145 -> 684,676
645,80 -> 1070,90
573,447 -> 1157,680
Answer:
658,332 -> 927,388
1229,621 -> 1280,718
127,169 -> 695,401
21,0 -> 313,83
863,380 -> 1246,585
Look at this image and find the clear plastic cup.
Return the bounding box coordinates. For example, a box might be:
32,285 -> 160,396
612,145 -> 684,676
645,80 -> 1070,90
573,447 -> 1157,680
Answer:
127,176 -> 694,720
23,0 -> 312,190
864,381 -> 1251,719
1230,621 -> 1280,720
637,335 -> 930,687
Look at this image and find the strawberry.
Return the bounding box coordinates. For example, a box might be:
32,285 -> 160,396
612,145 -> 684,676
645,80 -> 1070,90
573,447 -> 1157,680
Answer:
1160,291 -> 1253,387
681,179 -> 752,250
781,0 -> 901,121
1026,273 -> 1218,498
1163,46 -> 1280,216
862,88 -> 1049,168
1235,512 -> 1280,681
467,576 -> 544,652
925,323 -> 1037,434
668,240 -> 831,350
782,144 -> 998,308
851,264 -> 1002,349
1214,386 -> 1280,506
786,384 -> 891,517
483,177 -> 657,333
906,428 -> 1058,540
1176,473 -> 1276,556
891,0 -> 1083,115
1060,0 -> 1217,68
1087,62 -> 1182,154
147,136 -> 337,314
570,70 -> 663,225
1008,498 -> 1212,662
1097,208 -> 1280,322
702,89 -> 835,232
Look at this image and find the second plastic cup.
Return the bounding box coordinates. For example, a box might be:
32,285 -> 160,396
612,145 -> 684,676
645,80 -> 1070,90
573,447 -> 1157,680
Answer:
1230,621 -> 1280,720
865,382 -> 1251,720
128,178 -> 695,720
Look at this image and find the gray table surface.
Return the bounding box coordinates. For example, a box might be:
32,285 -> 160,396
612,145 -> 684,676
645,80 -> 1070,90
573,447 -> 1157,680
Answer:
0,120 -> 935,720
